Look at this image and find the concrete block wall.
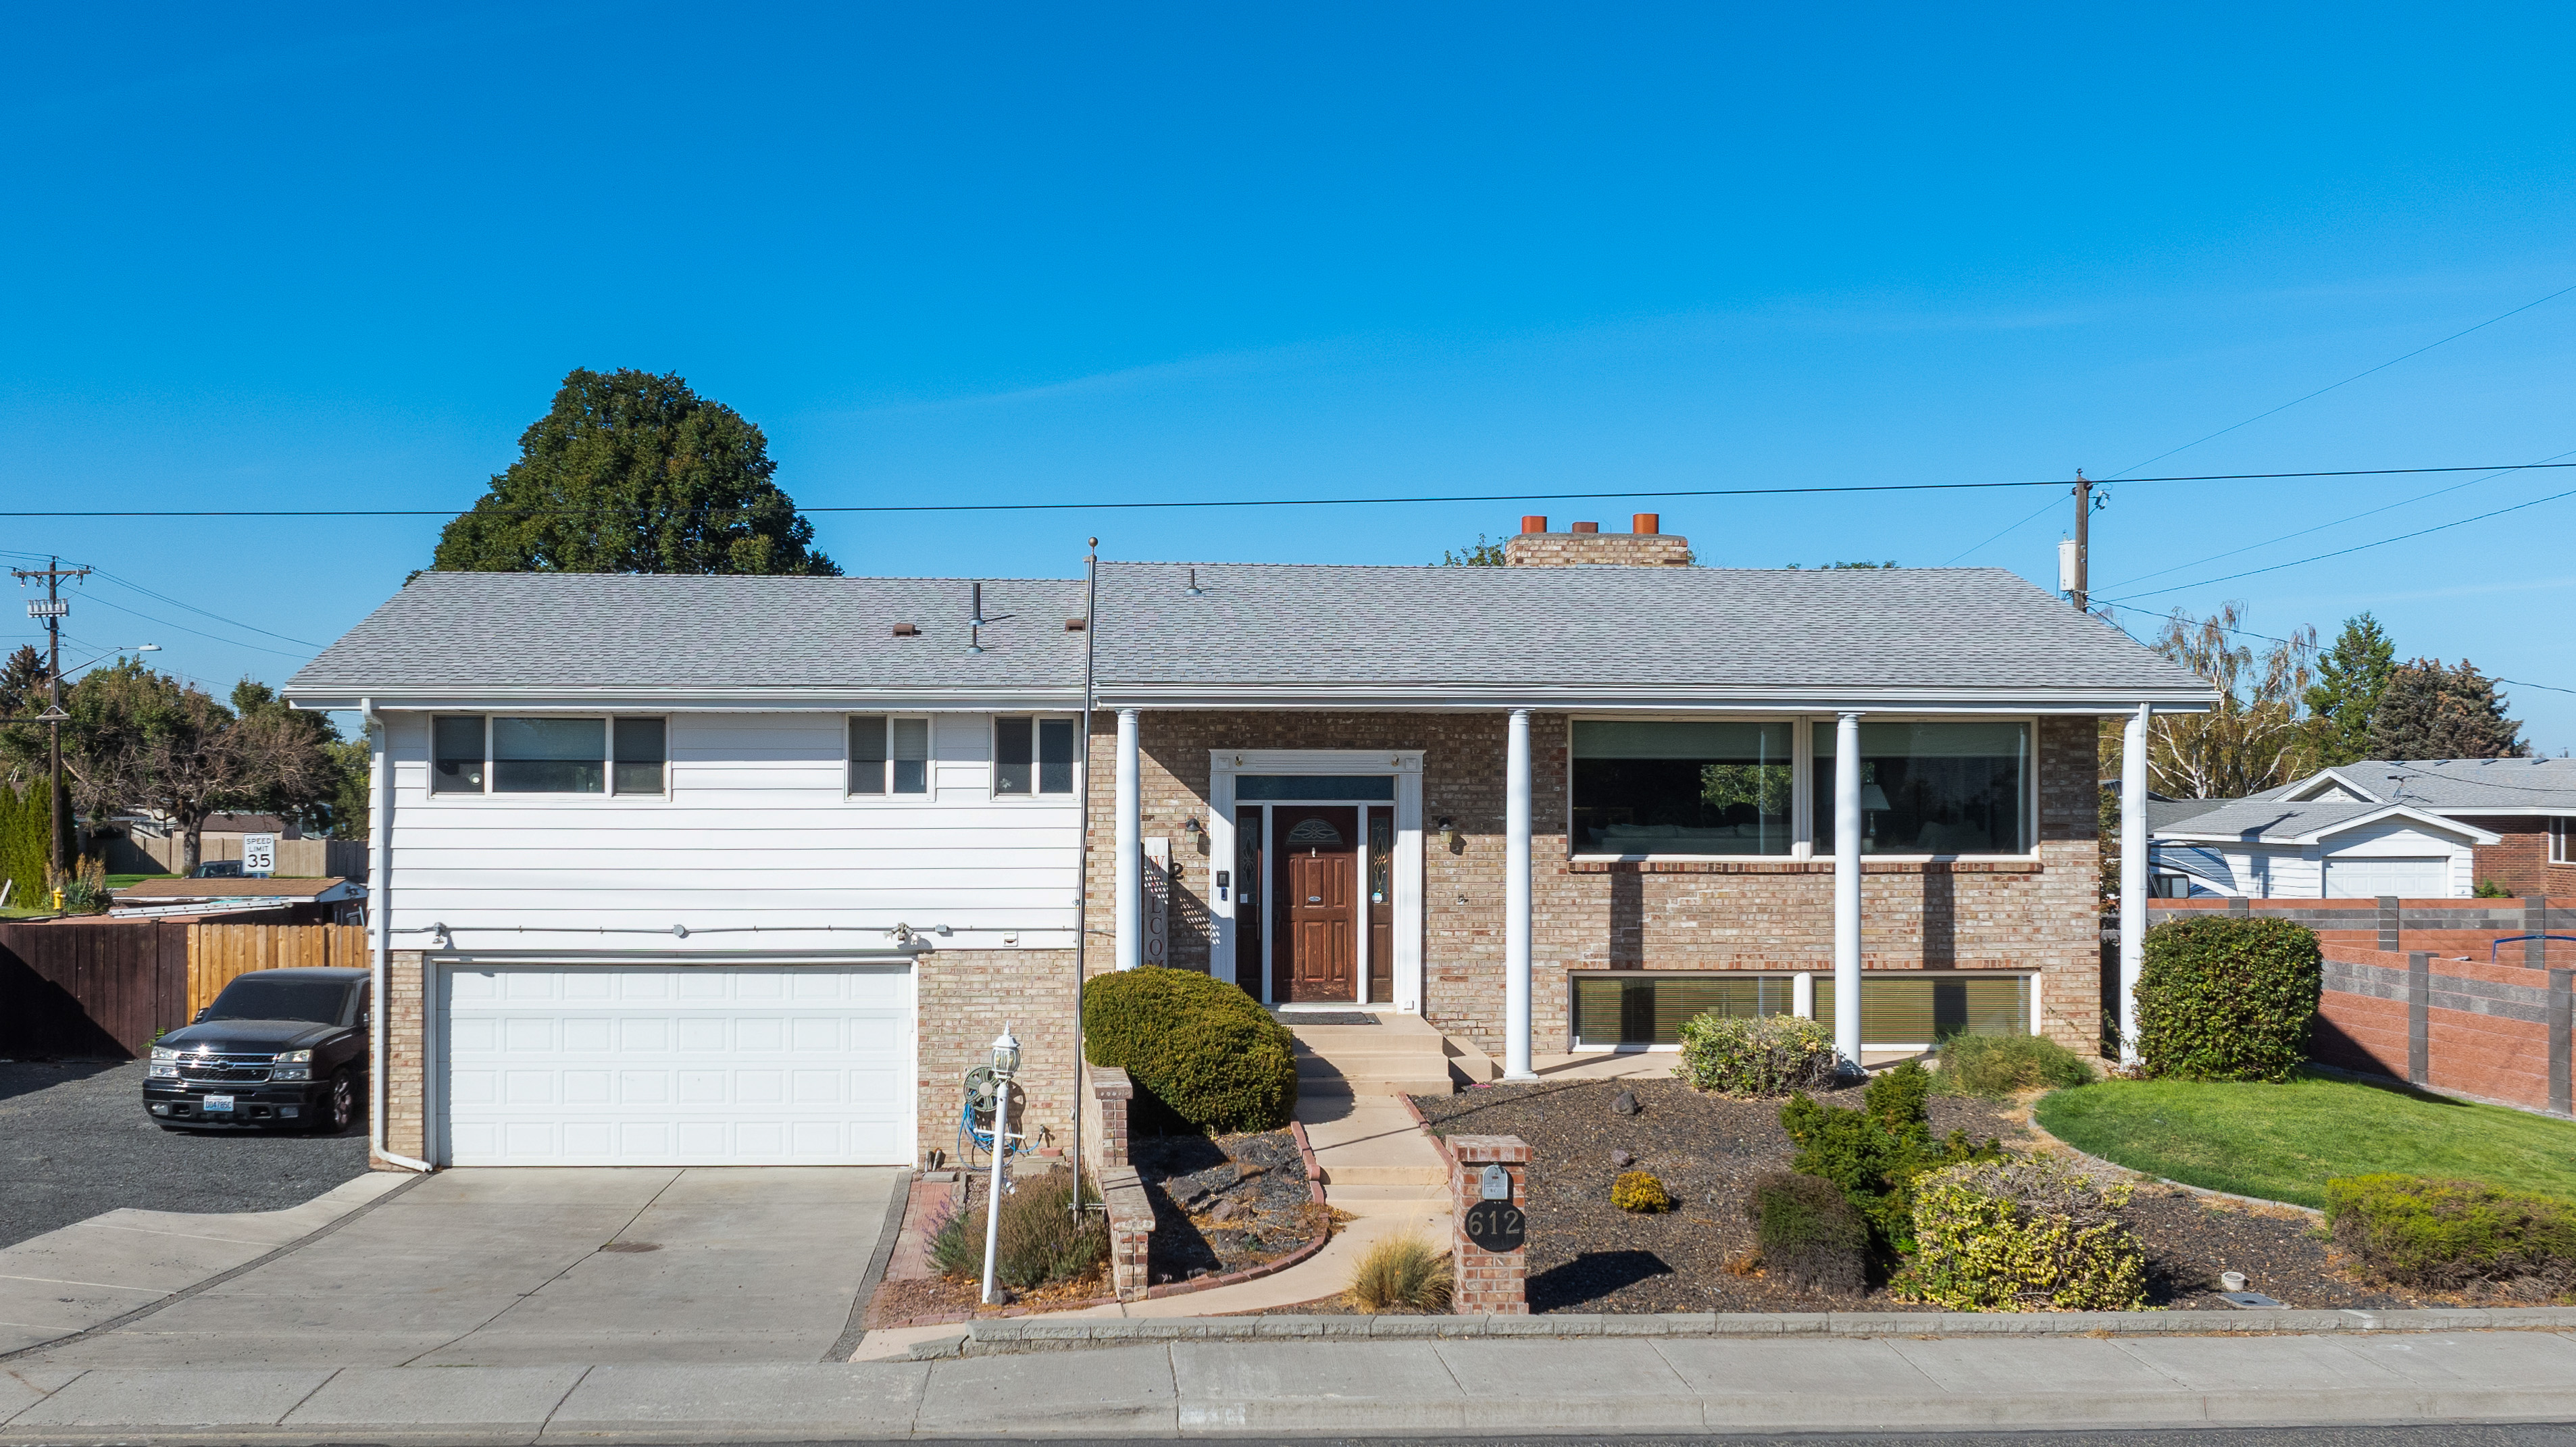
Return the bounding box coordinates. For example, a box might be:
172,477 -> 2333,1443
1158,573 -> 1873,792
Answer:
2315,944 -> 2574,1117
1086,711 -> 2108,1057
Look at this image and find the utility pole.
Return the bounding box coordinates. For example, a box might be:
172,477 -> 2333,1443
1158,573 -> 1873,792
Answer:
2070,469 -> 2092,614
12,558 -> 91,875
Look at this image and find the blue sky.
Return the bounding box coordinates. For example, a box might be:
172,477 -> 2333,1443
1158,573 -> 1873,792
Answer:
5,5 -> 2573,750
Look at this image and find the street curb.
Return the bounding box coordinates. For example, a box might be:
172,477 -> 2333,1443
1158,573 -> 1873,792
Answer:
958,1304 -> 2576,1351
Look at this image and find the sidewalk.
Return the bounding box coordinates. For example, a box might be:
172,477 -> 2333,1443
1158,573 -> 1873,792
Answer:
9,1327 -> 2576,1440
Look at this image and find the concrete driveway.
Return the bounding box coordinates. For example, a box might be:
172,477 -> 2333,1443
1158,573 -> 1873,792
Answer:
23,1167 -> 904,1369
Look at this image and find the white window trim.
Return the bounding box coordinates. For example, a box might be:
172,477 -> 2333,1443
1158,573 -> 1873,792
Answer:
424,713 -> 668,801
988,714 -> 1081,801
1207,749 -> 1423,1014
845,713 -> 936,803
2554,817 -> 2571,865
1563,712 -> 2044,865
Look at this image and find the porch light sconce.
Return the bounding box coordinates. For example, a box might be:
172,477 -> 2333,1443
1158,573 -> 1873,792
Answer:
1438,816 -> 1459,851
1182,817 -> 1208,855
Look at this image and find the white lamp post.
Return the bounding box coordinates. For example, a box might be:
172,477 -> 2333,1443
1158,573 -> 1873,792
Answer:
980,1024 -> 1021,1304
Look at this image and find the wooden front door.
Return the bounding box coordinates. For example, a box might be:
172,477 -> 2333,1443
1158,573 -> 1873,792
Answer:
1273,806 -> 1356,1002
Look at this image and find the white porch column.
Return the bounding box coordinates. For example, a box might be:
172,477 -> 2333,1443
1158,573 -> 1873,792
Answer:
1833,710 -> 1863,1067
2119,703 -> 2152,1062
1115,709 -> 1142,971
1503,709 -> 1535,1080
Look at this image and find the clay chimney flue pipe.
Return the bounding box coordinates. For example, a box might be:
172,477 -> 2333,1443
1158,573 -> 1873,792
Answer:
1571,521 -> 1598,534
1520,515 -> 1547,534
1633,513 -> 1659,534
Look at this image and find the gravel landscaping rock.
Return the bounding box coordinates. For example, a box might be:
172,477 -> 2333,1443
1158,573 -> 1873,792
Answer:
1413,1077 -> 2425,1314
0,1059 -> 369,1249
1132,1127 -> 1323,1284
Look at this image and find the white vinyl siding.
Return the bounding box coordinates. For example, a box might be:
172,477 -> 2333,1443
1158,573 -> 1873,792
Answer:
441,964 -> 912,1166
387,712 -> 1080,950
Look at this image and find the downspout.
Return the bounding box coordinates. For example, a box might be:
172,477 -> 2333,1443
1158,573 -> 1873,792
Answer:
363,699 -> 432,1174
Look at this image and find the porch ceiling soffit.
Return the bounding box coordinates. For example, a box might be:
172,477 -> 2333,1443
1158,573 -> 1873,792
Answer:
1094,684 -> 2214,713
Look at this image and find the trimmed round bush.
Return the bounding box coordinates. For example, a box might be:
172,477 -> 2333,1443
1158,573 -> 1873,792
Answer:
1904,1154 -> 2146,1311
1746,1171 -> 1867,1298
2325,1174 -> 2576,1298
1675,1011 -> 1841,1096
2134,915 -> 2322,1082
1083,966 -> 1296,1133
1612,1171 -> 1674,1213
1934,1032 -> 2098,1098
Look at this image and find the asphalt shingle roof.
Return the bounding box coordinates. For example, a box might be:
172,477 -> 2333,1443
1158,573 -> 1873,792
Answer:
2310,757 -> 2576,811
286,563 -> 2208,701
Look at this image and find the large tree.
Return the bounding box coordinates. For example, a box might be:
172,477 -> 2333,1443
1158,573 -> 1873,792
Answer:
2304,613 -> 2396,767
2368,659 -> 2526,761
2144,602 -> 2319,798
226,682 -> 362,838
431,368 -> 839,576
59,663 -> 340,874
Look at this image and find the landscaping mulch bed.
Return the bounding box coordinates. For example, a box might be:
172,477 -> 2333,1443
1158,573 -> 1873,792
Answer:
1411,1077 -> 2428,1314
1132,1127 -> 1326,1286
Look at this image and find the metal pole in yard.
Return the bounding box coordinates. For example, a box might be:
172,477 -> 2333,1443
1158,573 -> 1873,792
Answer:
1071,541 -> 1098,1219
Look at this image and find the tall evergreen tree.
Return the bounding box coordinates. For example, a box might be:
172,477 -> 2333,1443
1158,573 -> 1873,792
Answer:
432,369 -> 838,576
2367,659 -> 2526,761
2304,612 -> 2396,767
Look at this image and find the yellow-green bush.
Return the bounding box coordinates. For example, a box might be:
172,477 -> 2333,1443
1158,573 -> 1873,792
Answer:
1083,966 -> 1296,1132
1904,1155 -> 2146,1311
1612,1171 -> 1673,1213
2324,1174 -> 2576,1298
1675,1011 -> 1841,1095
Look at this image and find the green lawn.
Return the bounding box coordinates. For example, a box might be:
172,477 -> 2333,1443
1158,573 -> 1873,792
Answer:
105,873 -> 174,888
2034,1070 -> 2576,1209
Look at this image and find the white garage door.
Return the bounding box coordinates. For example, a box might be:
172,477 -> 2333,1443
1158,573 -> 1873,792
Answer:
2321,857 -> 2450,898
441,964 -> 912,1167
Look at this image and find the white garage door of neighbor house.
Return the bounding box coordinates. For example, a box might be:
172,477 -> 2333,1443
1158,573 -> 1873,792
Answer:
442,965 -> 912,1167
2321,857 -> 2450,899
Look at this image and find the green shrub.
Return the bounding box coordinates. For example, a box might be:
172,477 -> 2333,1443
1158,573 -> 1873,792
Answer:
1779,1061 -> 2002,1253
49,855 -> 109,915
1746,1171 -> 1868,1298
1674,1011 -> 1842,1095
2473,879 -> 2514,899
1083,967 -> 1296,1133
1904,1154 -> 2146,1311
0,782 -> 47,908
928,1169 -> 1109,1292
2134,915 -> 2322,1082
1612,1171 -> 1673,1213
1348,1232 -> 1452,1312
2323,1174 -> 2576,1299
1935,1033 -> 2097,1098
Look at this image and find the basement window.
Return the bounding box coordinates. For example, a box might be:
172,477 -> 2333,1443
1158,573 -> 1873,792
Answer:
1571,971 -> 2034,1049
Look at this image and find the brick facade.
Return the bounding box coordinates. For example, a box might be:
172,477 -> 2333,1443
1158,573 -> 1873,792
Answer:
372,949 -> 428,1170
1084,711 -> 2106,1056
2457,815 -> 2576,899
913,947 -> 1078,1170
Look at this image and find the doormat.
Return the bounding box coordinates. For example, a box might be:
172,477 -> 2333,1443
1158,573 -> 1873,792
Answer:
1279,1012 -> 1377,1025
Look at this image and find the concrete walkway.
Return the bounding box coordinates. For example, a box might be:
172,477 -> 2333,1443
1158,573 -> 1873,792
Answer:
0,1173 -> 407,1356
13,1167 -> 904,1369
10,1328 -> 2576,1439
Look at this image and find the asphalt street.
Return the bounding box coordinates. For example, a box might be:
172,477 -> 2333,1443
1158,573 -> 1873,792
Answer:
0,1059 -> 368,1248
697,1433 -> 2576,1446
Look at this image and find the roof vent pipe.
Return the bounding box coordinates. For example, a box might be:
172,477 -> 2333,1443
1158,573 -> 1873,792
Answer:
969,582 -> 990,628
1186,567 -> 1204,596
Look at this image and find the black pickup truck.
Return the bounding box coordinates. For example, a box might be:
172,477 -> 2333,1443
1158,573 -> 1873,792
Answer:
145,967 -> 370,1132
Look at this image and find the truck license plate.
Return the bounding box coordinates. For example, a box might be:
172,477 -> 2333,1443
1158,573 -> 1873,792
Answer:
203,1095 -> 235,1113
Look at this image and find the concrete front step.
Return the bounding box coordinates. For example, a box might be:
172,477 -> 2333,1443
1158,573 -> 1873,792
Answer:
1315,1163 -> 1450,1186
1296,1078 -> 1457,1098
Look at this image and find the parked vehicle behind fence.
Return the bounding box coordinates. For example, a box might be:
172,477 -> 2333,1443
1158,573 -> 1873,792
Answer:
144,967 -> 369,1132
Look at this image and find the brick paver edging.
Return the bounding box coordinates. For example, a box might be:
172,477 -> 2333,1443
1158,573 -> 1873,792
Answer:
957,1304 -> 2576,1352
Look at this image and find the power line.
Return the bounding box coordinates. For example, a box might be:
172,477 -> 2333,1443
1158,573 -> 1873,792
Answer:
1942,492 -> 2063,565
6,460 -> 2576,520
2108,280 -> 2576,478
2102,482 -> 2576,603
70,592 -> 315,659
2098,445 -> 2576,591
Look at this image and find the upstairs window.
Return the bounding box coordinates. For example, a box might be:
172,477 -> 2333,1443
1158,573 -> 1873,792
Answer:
1571,720 -> 1795,855
1813,721 -> 2029,855
2554,817 -> 2571,865
994,717 -> 1077,796
494,718 -> 605,794
850,716 -> 931,796
613,718 -> 667,795
431,715 -> 486,794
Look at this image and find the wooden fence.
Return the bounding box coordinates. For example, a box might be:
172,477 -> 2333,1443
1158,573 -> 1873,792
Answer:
186,923 -> 369,1018
0,921 -> 369,1059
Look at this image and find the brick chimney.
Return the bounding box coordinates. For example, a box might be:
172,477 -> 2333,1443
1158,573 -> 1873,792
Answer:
1502,513 -> 1692,567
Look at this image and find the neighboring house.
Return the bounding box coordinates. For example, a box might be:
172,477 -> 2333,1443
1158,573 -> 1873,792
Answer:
107,875 -> 367,923
2150,757 -> 2576,898
282,515 -> 2208,1171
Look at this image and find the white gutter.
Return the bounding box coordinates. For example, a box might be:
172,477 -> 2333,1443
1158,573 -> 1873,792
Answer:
363,699 -> 432,1175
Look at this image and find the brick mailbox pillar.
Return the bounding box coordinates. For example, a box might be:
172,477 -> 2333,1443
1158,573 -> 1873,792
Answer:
1448,1134 -> 1531,1315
